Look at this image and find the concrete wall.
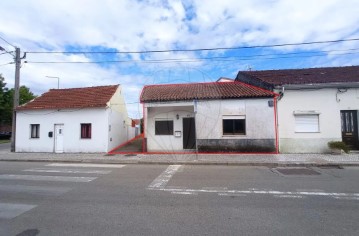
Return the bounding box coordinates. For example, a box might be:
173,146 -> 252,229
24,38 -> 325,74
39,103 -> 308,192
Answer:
277,88 -> 359,153
145,99 -> 276,152
16,108 -> 109,153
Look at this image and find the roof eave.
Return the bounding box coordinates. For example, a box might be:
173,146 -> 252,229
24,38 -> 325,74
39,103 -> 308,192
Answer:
274,82 -> 359,90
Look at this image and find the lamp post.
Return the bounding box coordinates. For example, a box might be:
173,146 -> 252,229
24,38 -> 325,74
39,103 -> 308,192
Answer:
45,76 -> 60,89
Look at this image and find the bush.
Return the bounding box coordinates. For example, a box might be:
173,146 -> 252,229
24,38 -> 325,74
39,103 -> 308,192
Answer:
328,141 -> 349,154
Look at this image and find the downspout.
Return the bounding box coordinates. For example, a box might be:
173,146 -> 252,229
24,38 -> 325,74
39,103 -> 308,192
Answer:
194,99 -> 198,154
275,86 -> 284,153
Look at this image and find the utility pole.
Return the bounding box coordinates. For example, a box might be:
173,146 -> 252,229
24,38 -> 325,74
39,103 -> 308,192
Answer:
10,47 -> 25,152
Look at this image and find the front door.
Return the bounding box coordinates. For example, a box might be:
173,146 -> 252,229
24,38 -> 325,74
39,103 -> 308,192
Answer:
54,124 -> 64,153
183,117 -> 196,149
340,110 -> 359,150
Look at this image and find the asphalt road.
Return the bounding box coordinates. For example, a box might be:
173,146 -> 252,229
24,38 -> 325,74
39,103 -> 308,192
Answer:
0,162 -> 358,236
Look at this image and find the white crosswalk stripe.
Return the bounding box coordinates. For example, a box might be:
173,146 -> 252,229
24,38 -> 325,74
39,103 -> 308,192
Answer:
0,174 -> 97,182
0,203 -> 37,219
46,163 -> 126,168
0,163 -> 126,219
0,184 -> 72,196
23,168 -> 112,174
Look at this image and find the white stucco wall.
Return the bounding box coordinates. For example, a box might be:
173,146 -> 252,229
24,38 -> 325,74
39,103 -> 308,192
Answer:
196,99 -> 275,140
145,102 -> 194,151
145,99 -> 275,152
106,86 -> 135,151
16,108 -> 109,153
16,85 -> 135,153
277,88 -> 359,153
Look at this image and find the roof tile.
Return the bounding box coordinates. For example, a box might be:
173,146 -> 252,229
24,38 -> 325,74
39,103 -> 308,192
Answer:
140,82 -> 275,102
17,85 -> 119,110
237,66 -> 359,86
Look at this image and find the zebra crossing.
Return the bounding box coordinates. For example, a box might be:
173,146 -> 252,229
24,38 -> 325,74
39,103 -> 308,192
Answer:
0,163 -> 125,220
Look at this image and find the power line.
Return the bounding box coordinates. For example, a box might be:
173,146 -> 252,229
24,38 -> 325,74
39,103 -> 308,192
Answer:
0,62 -> 14,66
0,35 -> 16,48
23,50 -> 359,64
25,38 -> 359,54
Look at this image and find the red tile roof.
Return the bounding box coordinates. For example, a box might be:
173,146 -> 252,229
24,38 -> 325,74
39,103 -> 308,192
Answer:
140,82 -> 275,102
17,85 -> 119,110
236,66 -> 359,86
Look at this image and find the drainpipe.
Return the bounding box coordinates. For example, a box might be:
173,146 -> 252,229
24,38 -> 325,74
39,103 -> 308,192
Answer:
275,86 -> 284,153
194,99 -> 198,154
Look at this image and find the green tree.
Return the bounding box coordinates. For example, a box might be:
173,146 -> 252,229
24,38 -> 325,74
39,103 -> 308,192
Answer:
0,74 -> 9,124
0,75 -> 36,125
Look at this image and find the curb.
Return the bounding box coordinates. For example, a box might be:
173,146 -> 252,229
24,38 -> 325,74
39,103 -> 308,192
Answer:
0,159 -> 358,167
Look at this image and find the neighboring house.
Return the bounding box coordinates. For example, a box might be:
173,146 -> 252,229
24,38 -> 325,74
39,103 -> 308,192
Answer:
216,77 -> 234,82
16,85 -> 135,153
236,66 -> 359,153
140,82 -> 277,153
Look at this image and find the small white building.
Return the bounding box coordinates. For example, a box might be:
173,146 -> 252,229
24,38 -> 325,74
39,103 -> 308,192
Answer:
16,85 -> 135,153
236,66 -> 359,153
140,82 -> 277,153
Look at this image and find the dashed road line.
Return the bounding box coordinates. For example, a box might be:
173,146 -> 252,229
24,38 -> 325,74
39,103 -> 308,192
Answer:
148,165 -> 182,189
150,187 -> 359,200
0,174 -> 97,182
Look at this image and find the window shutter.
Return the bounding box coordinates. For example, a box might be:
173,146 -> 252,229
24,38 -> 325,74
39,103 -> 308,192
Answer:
295,115 -> 319,132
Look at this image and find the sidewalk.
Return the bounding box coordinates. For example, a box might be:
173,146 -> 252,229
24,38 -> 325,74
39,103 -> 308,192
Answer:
0,147 -> 359,166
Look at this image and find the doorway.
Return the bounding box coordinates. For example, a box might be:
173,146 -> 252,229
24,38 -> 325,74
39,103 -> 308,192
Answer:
183,117 -> 196,149
340,110 -> 359,150
54,124 -> 64,153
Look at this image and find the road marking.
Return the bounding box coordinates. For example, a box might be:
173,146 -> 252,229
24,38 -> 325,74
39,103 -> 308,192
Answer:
0,184 -> 72,196
218,193 -> 247,197
274,195 -> 304,199
23,168 -> 112,174
150,187 -> 359,199
171,191 -> 197,195
148,165 -> 182,189
46,163 -> 126,168
333,196 -> 359,201
0,203 -> 37,219
0,174 -> 97,182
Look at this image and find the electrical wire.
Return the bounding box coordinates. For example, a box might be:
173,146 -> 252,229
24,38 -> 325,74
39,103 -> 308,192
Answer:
25,38 -> 359,54
23,50 -> 359,64
0,35 -> 16,48
0,62 -> 14,66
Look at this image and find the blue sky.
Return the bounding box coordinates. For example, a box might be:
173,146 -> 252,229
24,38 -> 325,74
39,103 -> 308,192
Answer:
0,0 -> 358,118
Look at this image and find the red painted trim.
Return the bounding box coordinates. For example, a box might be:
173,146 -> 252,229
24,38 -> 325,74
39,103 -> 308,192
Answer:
109,151 -> 278,155
274,96 -> 279,154
142,102 -> 146,152
108,134 -> 143,154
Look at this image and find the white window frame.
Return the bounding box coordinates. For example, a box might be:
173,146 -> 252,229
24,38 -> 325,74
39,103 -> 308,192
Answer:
222,115 -> 246,136
30,124 -> 40,138
294,114 -> 320,133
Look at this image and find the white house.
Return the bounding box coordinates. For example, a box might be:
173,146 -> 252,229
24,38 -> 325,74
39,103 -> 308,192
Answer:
140,82 -> 277,153
16,85 -> 135,153
236,66 -> 359,153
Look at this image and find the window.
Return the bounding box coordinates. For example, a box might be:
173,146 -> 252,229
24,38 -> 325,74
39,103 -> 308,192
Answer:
295,114 -> 319,132
223,116 -> 246,135
81,123 -> 92,139
30,124 -> 40,138
155,120 -> 173,135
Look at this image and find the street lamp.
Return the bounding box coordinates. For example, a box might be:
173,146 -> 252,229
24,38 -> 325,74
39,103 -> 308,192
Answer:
45,76 -> 60,89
